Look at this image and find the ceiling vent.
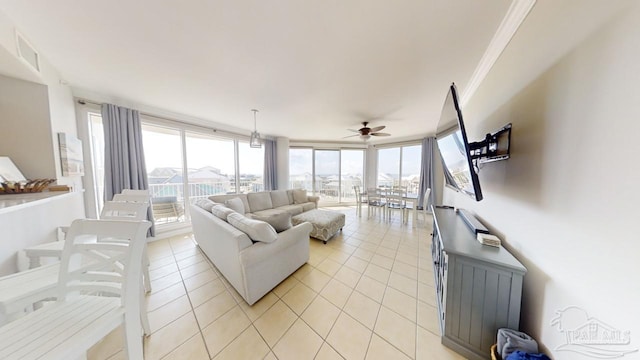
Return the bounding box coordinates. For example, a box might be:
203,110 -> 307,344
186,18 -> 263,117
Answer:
15,31 -> 40,73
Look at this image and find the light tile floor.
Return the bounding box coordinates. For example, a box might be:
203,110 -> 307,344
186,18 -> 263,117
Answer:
88,207 -> 467,360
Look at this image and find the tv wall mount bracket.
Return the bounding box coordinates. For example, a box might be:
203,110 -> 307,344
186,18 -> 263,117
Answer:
468,123 -> 512,164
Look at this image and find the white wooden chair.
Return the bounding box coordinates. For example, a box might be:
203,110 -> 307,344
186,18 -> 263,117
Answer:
418,188 -> 432,225
0,219 -> 151,360
353,185 -> 365,217
5,201 -> 151,329
113,193 -> 152,204
386,188 -> 408,223
23,201 -> 150,268
367,188 -> 387,220
121,189 -> 150,196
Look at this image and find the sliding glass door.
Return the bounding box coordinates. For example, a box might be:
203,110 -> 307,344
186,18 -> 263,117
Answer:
142,124 -> 186,226
377,144 -> 422,193
289,148 -> 313,192
238,142 -> 264,193
340,149 -> 364,202
290,147 -> 365,204
314,150 -> 340,203
185,132 -> 235,200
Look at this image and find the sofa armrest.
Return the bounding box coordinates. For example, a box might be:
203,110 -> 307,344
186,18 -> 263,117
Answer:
307,195 -> 320,208
239,222 -> 312,266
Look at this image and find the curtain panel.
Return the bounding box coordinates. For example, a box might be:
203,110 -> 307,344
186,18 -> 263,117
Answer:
102,103 -> 155,236
263,139 -> 277,191
418,137 -> 436,211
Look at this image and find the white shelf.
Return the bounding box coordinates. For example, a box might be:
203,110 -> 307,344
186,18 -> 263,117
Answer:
0,191 -> 82,215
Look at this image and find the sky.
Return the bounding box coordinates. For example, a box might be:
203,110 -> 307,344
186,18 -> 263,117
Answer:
141,125 -> 264,175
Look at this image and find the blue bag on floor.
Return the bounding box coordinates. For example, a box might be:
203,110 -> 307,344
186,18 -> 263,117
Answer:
506,350 -> 552,360
497,328 -> 539,359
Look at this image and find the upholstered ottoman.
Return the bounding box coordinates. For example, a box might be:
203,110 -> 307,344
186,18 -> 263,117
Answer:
291,209 -> 345,244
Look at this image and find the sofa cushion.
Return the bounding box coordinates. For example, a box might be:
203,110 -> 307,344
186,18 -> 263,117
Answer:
225,197 -> 245,214
302,202 -> 316,212
286,190 -> 295,205
209,194 -> 250,214
252,208 -> 287,217
227,212 -> 278,243
252,212 -> 292,232
292,189 -> 308,204
276,204 -> 304,216
195,198 -> 217,212
270,190 -> 289,208
247,192 -> 273,213
211,205 -> 236,220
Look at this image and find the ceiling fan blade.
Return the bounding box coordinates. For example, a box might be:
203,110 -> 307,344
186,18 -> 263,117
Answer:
342,134 -> 361,139
371,132 -> 391,136
347,129 -> 360,133
369,125 -> 386,132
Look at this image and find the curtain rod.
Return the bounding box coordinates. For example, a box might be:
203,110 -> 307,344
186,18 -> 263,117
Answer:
76,98 -> 252,139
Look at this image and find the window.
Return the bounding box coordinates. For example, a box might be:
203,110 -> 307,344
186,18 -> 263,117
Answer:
88,112 -> 105,215
185,133 -> 235,199
289,148 -> 313,192
340,149 -> 364,202
314,150 -> 340,202
401,145 -> 422,194
378,147 -> 400,187
142,124 -> 186,226
238,142 -> 264,193
377,144 -> 422,193
290,147 -> 364,204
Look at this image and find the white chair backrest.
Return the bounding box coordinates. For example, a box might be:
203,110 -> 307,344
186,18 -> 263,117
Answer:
121,189 -> 150,196
58,219 -> 151,304
113,193 -> 150,203
101,201 -> 149,221
353,186 -> 361,201
387,189 -> 405,206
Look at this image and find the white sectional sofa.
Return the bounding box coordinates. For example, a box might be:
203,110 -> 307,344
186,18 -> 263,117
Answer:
190,190 -> 318,305
209,189 -> 319,217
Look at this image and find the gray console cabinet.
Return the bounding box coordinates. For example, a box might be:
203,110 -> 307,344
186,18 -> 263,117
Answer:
431,207 -> 526,360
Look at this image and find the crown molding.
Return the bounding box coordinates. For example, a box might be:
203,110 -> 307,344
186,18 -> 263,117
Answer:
460,0 -> 537,107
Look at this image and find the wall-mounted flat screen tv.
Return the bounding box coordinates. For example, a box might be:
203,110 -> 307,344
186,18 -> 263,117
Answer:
436,83 -> 483,201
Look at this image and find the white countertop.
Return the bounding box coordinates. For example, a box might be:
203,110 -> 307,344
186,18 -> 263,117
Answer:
0,191 -> 82,215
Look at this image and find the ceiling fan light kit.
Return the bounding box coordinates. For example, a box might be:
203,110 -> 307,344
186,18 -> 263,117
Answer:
344,121 -> 391,141
249,109 -> 262,148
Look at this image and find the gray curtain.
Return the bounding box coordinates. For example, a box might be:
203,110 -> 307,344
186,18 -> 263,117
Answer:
102,103 -> 155,236
263,139 -> 277,191
418,137 -> 436,211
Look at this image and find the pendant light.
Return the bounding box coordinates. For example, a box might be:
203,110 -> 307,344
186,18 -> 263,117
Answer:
249,109 -> 262,148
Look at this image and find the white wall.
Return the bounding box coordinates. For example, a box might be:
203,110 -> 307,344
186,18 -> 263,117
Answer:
0,74 -> 55,179
0,11 -> 83,188
446,3 -> 640,356
0,11 -> 86,274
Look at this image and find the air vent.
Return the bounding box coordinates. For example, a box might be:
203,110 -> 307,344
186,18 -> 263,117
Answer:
15,31 -> 40,73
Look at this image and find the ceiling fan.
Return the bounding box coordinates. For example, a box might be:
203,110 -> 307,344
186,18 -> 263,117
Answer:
344,122 -> 391,140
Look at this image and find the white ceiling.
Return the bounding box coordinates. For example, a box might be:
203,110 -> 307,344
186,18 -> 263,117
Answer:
0,0 -> 513,142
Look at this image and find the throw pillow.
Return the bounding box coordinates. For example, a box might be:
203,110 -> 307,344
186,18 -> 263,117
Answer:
195,198 -> 217,212
252,212 -> 292,232
227,212 -> 278,243
292,189 -> 307,204
211,205 -> 235,220
225,197 -> 245,214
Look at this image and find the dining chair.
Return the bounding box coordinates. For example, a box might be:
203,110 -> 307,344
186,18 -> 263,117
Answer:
0,219 -> 151,360
387,188 -> 408,223
353,185 -> 363,217
7,201 -> 153,331
418,188 -> 432,225
367,188 -> 387,220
